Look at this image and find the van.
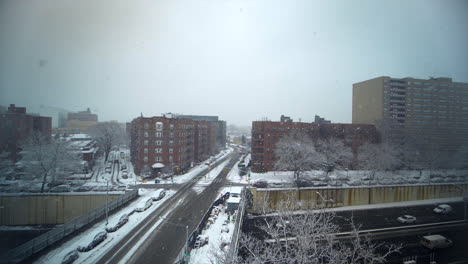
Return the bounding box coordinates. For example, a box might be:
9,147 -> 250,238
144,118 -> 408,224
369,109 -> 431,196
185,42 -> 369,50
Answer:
421,234 -> 452,249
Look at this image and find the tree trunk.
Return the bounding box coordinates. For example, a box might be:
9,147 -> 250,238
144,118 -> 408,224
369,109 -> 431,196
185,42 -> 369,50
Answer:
40,172 -> 48,193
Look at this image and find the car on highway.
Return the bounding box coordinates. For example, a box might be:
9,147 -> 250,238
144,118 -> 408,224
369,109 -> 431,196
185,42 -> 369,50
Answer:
397,215 -> 417,224
253,180 -> 268,188
433,204 -> 452,214
421,234 -> 453,249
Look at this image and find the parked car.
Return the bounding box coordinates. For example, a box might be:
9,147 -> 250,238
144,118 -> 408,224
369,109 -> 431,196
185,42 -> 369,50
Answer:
154,178 -> 161,184
253,180 -> 268,188
61,249 -> 79,264
121,170 -> 128,179
121,164 -> 127,170
397,215 -> 417,224
421,234 -> 453,249
221,225 -> 229,233
433,204 -> 453,214
77,231 -> 107,252
106,214 -> 129,232
194,235 -> 209,248
135,198 -> 153,212
152,190 -> 166,201
105,167 -> 112,173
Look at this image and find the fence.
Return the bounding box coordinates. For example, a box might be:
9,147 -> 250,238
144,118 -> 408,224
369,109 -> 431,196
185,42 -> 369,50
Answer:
1,189 -> 138,263
226,188 -> 246,263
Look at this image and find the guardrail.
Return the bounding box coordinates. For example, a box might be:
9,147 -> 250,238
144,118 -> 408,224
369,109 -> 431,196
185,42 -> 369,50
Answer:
1,189 -> 139,264
264,220 -> 468,243
225,188 -> 247,263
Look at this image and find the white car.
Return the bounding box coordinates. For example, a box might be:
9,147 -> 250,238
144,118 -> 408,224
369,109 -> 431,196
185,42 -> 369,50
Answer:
433,204 -> 452,214
397,215 -> 417,224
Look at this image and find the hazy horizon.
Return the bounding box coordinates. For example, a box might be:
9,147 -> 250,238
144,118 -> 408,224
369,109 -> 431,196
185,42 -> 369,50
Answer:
1,0 -> 468,126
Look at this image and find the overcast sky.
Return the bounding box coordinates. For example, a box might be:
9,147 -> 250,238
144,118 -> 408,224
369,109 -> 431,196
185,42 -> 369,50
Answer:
1,0 -> 467,126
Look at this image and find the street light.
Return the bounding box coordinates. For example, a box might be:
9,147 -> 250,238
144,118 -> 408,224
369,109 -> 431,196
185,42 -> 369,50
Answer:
102,177 -> 109,225
160,216 -> 189,261
316,191 -> 334,207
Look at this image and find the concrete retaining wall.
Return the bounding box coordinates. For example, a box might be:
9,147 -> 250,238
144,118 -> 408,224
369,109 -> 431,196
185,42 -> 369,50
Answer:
0,193 -> 121,225
250,184 -> 468,212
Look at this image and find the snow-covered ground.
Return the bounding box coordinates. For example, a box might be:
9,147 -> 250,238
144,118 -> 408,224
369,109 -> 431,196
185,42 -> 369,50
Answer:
35,188 -> 174,264
191,160 -> 230,194
142,148 -> 233,185
189,187 -> 239,264
229,169 -> 468,188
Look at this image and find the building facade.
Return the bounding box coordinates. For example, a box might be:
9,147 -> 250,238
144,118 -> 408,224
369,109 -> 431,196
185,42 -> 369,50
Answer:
67,108 -> 98,133
353,76 -> 468,166
129,114 -> 226,175
251,118 -> 377,172
0,104 -> 52,161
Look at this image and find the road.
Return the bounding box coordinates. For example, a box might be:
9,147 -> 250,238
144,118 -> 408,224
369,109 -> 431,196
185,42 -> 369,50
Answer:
244,201 -> 466,238
95,151 -> 240,264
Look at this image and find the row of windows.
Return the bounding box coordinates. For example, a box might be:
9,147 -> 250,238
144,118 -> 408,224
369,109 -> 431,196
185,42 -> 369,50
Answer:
143,155 -> 173,162
143,148 -> 174,154
143,139 -> 174,145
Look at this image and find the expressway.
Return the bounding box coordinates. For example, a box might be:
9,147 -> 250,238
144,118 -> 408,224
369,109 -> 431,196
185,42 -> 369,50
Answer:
95,151 -> 240,264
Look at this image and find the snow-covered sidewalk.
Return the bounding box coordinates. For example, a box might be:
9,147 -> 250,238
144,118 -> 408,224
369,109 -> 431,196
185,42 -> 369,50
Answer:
35,188 -> 174,264
141,148 -> 233,185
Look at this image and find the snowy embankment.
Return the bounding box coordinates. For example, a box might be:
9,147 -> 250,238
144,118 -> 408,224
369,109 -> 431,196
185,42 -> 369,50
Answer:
35,188 -> 173,264
229,169 -> 468,188
189,187 -> 238,264
143,147 -> 233,185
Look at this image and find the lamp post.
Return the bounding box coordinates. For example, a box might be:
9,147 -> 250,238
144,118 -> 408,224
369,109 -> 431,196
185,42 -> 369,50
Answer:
316,191 -> 334,207
102,177 -> 109,225
160,217 -> 189,262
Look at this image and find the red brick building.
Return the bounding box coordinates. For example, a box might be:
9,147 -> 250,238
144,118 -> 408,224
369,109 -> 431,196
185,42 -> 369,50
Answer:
251,119 -> 378,172
0,104 -> 52,162
129,114 -> 223,175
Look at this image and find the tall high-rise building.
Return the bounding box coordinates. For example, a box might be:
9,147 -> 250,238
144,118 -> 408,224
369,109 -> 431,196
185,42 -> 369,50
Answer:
353,76 -> 468,166
67,108 -> 98,133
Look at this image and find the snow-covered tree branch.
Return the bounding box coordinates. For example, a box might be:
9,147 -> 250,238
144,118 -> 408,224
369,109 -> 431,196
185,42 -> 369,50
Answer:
20,133 -> 83,192
89,122 -> 125,162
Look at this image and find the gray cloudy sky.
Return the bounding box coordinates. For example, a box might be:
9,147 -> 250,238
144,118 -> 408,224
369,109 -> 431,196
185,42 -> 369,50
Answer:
1,0 -> 467,126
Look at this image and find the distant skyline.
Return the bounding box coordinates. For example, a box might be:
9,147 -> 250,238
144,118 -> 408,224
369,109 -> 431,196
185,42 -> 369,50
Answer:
1,0 -> 467,126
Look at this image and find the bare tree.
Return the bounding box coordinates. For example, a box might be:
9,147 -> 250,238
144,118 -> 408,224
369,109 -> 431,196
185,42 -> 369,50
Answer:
20,133 -> 82,192
274,133 -> 324,185
315,138 -> 353,173
237,197 -> 401,264
89,122 -> 125,162
358,142 -> 401,180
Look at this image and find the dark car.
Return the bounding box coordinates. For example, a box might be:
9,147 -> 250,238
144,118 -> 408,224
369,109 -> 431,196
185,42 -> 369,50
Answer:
77,231 -> 107,252
253,180 -> 268,188
61,249 -> 79,264
106,214 -> 129,232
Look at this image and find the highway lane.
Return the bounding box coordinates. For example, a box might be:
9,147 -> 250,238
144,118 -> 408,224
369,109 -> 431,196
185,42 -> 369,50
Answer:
94,151 -> 240,264
244,201 -> 466,238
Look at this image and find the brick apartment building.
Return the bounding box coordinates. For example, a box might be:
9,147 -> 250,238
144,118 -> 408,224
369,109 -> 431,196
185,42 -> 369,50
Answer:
129,114 -> 226,175
0,104 -> 52,162
251,117 -> 377,172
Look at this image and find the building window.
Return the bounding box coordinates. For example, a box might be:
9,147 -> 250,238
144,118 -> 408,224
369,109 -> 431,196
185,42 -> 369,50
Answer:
169,140 -> 174,145
155,132 -> 163,137
143,156 -> 148,162
155,148 -> 162,153
170,124 -> 174,130
169,156 -> 173,162
155,156 -> 162,162
144,140 -> 148,145
144,123 -> 149,129
144,131 -> 149,137
144,148 -> 148,154
169,148 -> 173,154
156,122 -> 163,131
170,132 -> 174,138
155,140 -> 162,146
